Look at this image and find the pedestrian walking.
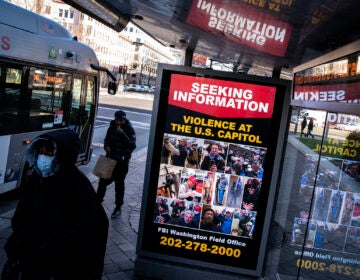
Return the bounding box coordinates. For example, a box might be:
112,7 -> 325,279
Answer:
306,117 -> 315,138
96,110 -> 136,218
4,129 -> 109,280
301,116 -> 307,137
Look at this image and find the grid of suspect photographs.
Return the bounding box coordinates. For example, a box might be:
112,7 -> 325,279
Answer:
290,154 -> 360,254
153,133 -> 266,238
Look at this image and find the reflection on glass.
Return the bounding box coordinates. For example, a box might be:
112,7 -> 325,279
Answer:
290,109 -> 360,252
276,107 -> 360,280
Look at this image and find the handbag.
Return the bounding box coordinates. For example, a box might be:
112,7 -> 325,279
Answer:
1,258 -> 20,280
92,155 -> 117,179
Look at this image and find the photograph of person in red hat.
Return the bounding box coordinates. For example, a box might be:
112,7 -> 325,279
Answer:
178,175 -> 198,201
193,204 -> 202,225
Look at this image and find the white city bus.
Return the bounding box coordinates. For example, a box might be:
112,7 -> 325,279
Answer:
0,1 -> 116,194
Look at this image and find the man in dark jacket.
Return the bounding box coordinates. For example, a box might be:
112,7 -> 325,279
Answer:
96,110 -> 136,218
4,129 -> 109,280
200,143 -> 225,172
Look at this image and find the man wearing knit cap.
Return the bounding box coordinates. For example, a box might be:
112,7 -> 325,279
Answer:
193,204 -> 202,225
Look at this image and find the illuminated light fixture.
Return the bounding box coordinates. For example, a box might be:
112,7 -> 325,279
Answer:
23,139 -> 31,145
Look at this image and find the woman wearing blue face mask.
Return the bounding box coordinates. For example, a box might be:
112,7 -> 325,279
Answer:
4,129 -> 109,280
35,139 -> 56,177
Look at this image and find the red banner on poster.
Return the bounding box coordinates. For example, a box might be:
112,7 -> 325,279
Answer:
187,0 -> 292,56
168,74 -> 276,119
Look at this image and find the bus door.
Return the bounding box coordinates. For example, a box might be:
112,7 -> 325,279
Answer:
70,75 -> 96,164
266,107 -> 360,280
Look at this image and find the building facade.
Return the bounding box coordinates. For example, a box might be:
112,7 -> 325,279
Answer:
7,0 -> 178,88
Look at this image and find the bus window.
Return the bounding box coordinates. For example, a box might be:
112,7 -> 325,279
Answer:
70,77 -> 82,131
3,68 -> 22,111
85,79 -> 95,113
0,67 -> 23,134
78,77 -> 95,156
6,68 -> 22,84
32,69 -> 70,112
84,78 -> 95,128
30,68 -> 71,131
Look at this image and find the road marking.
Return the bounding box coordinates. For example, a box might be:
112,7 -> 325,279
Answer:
95,117 -> 150,129
98,106 -> 151,117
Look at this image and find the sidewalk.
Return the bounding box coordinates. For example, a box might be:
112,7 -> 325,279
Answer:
0,147 -> 148,280
90,147 -> 147,280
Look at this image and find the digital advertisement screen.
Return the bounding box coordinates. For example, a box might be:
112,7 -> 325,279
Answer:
137,65 -> 290,275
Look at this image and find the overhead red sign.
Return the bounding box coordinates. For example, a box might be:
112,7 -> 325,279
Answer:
187,0 -> 292,56
168,74 -> 276,119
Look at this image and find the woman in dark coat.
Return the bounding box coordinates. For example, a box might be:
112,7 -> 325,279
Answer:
96,110 -> 136,218
4,129 -> 109,280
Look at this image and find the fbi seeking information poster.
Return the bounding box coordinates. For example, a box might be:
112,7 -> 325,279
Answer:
137,65 -> 290,276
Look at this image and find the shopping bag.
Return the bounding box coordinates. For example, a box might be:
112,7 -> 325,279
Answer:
92,155 -> 117,179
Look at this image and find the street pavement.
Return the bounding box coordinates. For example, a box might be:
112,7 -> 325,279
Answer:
86,146 -> 148,280
0,90 -> 153,279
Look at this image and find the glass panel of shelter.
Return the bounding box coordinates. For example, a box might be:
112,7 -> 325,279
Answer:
266,107 -> 360,280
